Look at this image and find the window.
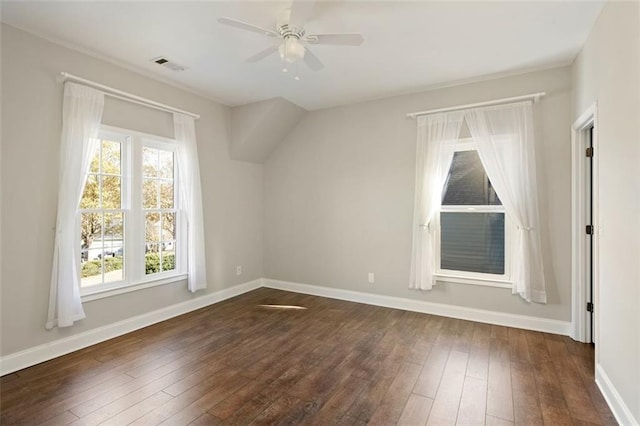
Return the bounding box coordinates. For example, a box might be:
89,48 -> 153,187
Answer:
79,126 -> 184,297
142,146 -> 177,276
435,141 -> 512,286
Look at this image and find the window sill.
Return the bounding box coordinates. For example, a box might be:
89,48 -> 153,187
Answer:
435,274 -> 512,289
81,273 -> 188,302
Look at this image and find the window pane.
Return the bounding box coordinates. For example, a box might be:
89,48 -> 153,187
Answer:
104,213 -> 123,249
143,147 -> 158,178
81,212 -> 102,256
103,254 -> 123,284
440,212 -> 505,275
161,213 -> 175,240
81,256 -> 103,287
162,244 -> 176,272
442,150 -> 501,206
102,176 -> 121,209
145,212 -> 160,242
160,182 -> 174,209
145,243 -> 160,275
143,179 -> 158,209
89,148 -> 100,173
80,175 -> 100,209
101,140 -> 121,174
159,150 -> 174,179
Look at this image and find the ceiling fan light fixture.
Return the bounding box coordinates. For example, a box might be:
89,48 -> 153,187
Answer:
279,37 -> 306,63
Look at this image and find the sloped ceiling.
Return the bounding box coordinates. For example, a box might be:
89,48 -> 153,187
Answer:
230,98 -> 307,163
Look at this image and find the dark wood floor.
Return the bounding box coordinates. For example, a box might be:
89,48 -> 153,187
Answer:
0,288 -> 616,425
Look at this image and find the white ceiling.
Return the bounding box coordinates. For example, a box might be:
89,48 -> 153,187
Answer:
1,1 -> 604,110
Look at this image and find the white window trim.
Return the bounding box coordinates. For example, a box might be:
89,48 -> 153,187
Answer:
434,139 -> 515,288
81,273 -> 188,302
79,125 -> 186,301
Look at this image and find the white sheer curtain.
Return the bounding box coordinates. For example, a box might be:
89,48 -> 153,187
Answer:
174,113 -> 207,292
465,101 -> 547,302
410,111 -> 464,290
47,83 -> 104,329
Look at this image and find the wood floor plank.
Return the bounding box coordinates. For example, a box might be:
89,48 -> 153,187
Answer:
129,373 -> 234,425
466,323 -> 491,381
426,350 -> 469,426
486,359 -> 513,422
99,390 -> 173,425
189,412 -> 224,425
397,393 -> 433,426
36,410 -> 79,426
533,360 -> 564,404
309,377 -> 369,426
68,366 -> 208,426
511,361 -> 544,426
248,393 -> 303,425
508,328 -> 531,364
538,393 -> 574,426
207,379 -> 265,420
0,288 -> 615,426
367,361 -> 422,424
1,373 -> 136,424
560,381 -> 604,424
456,376 -> 487,425
413,346 -> 450,398
159,404 -> 209,426
162,363 -> 228,397
68,358 -> 207,419
218,362 -> 311,425
451,320 -> 475,353
485,414 -> 515,425
406,340 -> 433,365
525,330 -> 551,365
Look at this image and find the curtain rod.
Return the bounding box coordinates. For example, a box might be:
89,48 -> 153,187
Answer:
406,92 -> 546,119
58,72 -> 200,119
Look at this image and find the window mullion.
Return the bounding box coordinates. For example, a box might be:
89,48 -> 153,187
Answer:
100,213 -> 105,284
440,205 -> 505,213
129,135 -> 143,284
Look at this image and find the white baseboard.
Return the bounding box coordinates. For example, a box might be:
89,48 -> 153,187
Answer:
0,279 -> 262,376
0,277 -> 574,376
596,364 -> 639,426
263,279 -> 571,335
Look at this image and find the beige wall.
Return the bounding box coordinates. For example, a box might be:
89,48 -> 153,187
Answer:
572,1 -> 640,422
264,66 -> 573,321
0,24 -> 264,356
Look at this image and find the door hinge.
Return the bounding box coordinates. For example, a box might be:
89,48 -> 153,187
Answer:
586,147 -> 594,157
586,225 -> 594,235
586,302 -> 594,313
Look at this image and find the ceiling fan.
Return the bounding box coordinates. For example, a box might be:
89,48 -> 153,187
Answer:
218,1 -> 364,78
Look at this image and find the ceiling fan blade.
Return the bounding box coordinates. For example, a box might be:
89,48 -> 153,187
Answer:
218,17 -> 278,37
245,45 -> 279,63
288,0 -> 315,29
305,33 -> 364,46
303,47 -> 324,71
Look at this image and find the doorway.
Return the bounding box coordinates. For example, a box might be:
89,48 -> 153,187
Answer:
571,103 -> 599,347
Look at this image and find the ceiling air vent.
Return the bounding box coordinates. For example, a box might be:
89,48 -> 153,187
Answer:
151,56 -> 186,72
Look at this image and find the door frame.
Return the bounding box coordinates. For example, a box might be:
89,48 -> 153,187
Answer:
571,102 -> 599,347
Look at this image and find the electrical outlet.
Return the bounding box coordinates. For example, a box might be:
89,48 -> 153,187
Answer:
368,273 -> 375,283
236,265 -> 242,276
